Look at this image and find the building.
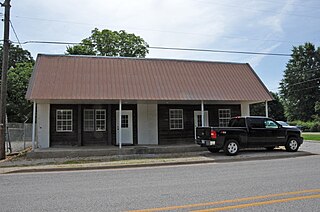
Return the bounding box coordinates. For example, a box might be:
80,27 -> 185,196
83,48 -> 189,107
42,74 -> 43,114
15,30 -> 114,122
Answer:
26,54 -> 273,148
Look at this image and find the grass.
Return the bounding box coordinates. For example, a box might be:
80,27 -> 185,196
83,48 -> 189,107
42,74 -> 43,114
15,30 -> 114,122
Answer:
302,132 -> 320,141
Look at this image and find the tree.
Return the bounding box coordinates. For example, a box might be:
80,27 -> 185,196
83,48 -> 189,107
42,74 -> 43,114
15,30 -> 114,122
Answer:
7,62 -> 34,122
280,43 -> 320,121
0,44 -> 34,73
250,92 -> 285,120
66,28 -> 149,57
0,45 -> 34,122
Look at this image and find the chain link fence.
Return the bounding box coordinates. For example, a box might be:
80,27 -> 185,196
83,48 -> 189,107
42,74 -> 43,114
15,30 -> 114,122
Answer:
5,123 -> 32,153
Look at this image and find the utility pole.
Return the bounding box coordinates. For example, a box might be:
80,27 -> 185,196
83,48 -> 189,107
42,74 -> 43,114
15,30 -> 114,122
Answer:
0,0 -> 11,160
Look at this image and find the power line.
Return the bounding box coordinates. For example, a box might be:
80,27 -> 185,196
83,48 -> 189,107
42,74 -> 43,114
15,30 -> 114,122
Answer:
287,77 -> 320,87
149,46 -> 291,56
9,20 -> 22,47
18,40 -> 80,45
282,66 -> 320,76
287,85 -> 320,93
9,40 -> 292,57
12,15 -> 308,45
269,67 -> 320,91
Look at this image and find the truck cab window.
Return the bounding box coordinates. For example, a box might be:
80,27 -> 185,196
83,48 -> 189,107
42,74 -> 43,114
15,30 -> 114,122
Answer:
264,120 -> 278,129
248,118 -> 265,128
228,118 -> 245,127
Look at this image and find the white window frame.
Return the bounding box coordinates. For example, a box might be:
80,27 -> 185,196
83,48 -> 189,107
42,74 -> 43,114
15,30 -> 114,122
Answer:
84,109 -> 95,132
56,109 -> 73,132
83,109 -> 106,132
169,109 -> 184,130
219,109 -> 231,127
95,109 -> 106,131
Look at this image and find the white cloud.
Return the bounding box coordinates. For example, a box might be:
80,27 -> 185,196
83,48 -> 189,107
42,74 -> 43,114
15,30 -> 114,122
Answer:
258,0 -> 296,34
247,43 -> 281,68
6,0 -> 319,90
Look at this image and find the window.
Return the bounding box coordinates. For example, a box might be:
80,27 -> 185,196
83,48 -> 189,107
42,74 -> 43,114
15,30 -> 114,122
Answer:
197,115 -> 202,127
121,115 -> 129,128
264,120 -> 278,129
169,109 -> 183,129
84,109 -> 106,132
84,109 -> 94,131
56,109 -> 73,132
228,118 -> 246,127
248,118 -> 265,128
219,109 -> 231,127
95,109 -> 106,131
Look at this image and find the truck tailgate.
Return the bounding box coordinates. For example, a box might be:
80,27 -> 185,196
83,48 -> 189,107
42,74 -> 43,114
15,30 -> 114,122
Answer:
196,127 -> 212,140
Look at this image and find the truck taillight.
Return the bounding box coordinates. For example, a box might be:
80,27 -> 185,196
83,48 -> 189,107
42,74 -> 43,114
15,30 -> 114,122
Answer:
210,130 -> 217,139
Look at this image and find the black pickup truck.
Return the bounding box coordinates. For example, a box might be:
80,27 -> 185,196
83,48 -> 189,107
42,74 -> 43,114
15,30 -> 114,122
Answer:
196,116 -> 303,156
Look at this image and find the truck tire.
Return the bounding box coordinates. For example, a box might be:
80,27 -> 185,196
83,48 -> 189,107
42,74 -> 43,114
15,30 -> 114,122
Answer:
224,139 -> 239,156
207,147 -> 220,153
285,137 -> 299,152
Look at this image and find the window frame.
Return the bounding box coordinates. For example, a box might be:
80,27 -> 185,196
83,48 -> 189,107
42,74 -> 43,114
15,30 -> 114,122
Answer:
83,109 -> 95,132
218,109 -> 231,127
248,118 -> 265,128
95,109 -> 106,131
264,119 -> 279,129
83,109 -> 106,132
121,114 -> 129,128
169,109 -> 184,130
56,109 -> 73,132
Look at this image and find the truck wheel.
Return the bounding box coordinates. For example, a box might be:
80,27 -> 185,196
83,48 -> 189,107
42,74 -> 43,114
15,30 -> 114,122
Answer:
285,137 -> 299,152
224,140 -> 239,156
207,147 -> 220,153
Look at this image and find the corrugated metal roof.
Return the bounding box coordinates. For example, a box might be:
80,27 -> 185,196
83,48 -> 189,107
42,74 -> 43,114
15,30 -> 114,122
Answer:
26,54 -> 273,101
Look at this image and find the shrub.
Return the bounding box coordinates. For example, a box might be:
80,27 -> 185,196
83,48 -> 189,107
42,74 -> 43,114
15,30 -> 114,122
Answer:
289,121 -> 320,132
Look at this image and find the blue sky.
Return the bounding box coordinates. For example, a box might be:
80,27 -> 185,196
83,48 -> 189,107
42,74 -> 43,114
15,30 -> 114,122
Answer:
2,0 -> 320,92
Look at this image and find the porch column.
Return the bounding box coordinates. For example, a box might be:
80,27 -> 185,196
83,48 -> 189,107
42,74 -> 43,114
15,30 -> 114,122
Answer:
201,100 -> 204,126
32,101 -> 36,151
119,100 -> 122,149
265,100 -> 268,117
241,102 -> 250,116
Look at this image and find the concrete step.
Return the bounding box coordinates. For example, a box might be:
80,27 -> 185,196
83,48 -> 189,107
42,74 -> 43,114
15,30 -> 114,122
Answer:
27,145 -> 204,159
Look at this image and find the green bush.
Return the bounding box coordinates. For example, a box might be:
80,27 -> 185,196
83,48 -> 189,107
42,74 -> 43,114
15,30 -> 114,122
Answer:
289,121 -> 320,132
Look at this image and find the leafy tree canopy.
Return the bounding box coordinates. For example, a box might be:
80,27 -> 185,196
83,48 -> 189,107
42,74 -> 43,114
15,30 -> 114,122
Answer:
250,92 -> 285,121
280,42 -> 320,121
0,45 -> 34,122
66,28 -> 149,57
0,44 -> 34,71
7,62 -> 34,122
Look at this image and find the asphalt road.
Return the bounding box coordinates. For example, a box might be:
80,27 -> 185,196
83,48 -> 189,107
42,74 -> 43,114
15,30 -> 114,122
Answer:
1,153 -> 320,212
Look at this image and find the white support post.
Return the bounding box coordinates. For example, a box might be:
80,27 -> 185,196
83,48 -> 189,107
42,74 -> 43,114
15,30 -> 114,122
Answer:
201,100 -> 204,126
119,100 -> 122,149
265,100 -> 268,118
32,102 -> 36,151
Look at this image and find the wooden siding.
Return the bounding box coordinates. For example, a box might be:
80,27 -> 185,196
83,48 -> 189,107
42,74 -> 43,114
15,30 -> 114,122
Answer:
50,104 -> 79,146
50,103 -> 239,146
158,104 -> 241,145
50,104 -> 137,146
81,105 -> 109,145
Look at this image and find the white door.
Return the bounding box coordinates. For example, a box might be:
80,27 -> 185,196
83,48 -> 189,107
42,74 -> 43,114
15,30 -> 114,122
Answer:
194,111 -> 209,138
116,110 -> 133,145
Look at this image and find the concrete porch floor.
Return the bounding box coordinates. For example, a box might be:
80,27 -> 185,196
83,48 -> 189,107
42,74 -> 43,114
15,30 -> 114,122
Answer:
27,144 -> 204,159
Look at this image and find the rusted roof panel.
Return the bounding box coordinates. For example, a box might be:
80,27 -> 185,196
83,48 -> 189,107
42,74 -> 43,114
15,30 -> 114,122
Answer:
26,54 -> 273,101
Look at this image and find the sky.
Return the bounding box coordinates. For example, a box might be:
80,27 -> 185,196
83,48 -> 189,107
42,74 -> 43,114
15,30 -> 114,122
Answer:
2,0 -> 320,92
